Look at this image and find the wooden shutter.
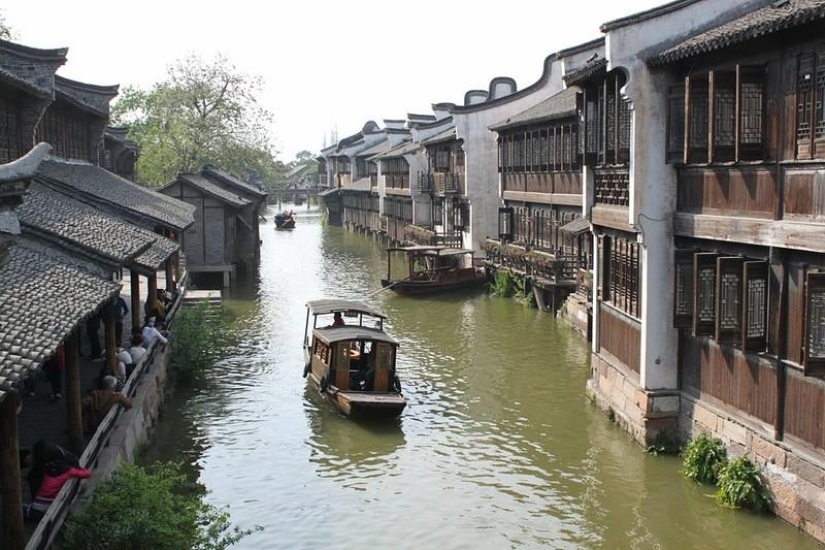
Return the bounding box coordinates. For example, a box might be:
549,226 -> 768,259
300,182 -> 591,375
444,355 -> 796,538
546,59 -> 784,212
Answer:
737,65 -> 766,161
673,250 -> 695,328
742,261 -> 769,351
715,256 -> 744,343
804,272 -> 825,375
693,252 -> 719,337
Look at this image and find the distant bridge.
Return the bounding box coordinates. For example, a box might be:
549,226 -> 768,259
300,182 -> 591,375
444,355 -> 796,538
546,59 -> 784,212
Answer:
266,186 -> 322,204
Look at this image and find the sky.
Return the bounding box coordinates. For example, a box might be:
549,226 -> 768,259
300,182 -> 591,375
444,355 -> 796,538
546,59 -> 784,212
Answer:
5,0 -> 665,162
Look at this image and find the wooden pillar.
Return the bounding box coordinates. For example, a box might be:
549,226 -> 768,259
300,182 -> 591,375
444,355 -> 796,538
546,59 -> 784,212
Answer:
65,330 -> 84,456
174,250 -> 181,284
165,258 -> 176,293
147,274 -> 158,316
130,269 -> 141,331
0,390 -> 24,550
104,300 -> 116,370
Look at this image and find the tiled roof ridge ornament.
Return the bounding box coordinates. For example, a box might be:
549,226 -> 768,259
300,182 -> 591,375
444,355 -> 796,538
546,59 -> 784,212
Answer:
0,143 -> 51,235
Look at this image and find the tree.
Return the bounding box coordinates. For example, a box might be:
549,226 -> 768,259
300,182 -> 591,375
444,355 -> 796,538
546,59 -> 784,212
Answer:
112,54 -> 278,187
0,9 -> 15,40
293,150 -> 315,165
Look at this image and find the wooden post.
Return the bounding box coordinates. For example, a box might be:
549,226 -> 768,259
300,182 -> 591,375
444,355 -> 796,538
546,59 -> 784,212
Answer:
174,250 -> 181,285
130,269 -> 141,331
65,330 -> 84,456
104,299 -> 116,370
0,390 -> 25,550
165,257 -> 176,293
147,274 -> 158,316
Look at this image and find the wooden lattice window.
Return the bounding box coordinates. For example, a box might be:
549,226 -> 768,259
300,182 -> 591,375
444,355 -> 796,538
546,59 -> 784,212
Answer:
712,71 -> 736,162
618,96 -> 631,164
667,85 -> 686,164
804,272 -> 825,375
743,261 -> 768,351
715,256 -> 743,343
693,252 -> 718,336
673,249 -> 695,327
585,96 -> 599,165
688,76 -> 709,163
0,94 -> 22,164
798,53 -> 815,159
605,235 -> 640,317
525,131 -> 533,172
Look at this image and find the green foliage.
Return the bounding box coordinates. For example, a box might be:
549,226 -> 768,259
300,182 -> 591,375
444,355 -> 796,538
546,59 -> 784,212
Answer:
682,433 -> 728,484
171,302 -> 236,379
716,456 -> 772,512
63,462 -> 259,550
111,54 -> 279,187
488,270 -> 516,297
0,10 -> 12,40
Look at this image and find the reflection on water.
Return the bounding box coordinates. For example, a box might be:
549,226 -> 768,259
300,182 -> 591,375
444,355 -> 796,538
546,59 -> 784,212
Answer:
146,205 -> 820,550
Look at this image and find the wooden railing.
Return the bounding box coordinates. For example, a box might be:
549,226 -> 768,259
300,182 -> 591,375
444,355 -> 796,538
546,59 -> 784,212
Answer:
416,172 -> 463,195
25,275 -> 188,550
483,240 -> 578,282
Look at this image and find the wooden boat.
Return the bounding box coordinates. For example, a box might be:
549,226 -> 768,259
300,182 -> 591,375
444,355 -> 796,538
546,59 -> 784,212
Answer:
381,246 -> 487,295
303,299 -> 406,418
274,210 -> 296,230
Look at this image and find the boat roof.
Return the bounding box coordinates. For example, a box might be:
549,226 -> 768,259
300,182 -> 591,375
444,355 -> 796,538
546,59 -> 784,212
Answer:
387,245 -> 474,256
306,299 -> 386,319
313,326 -> 398,345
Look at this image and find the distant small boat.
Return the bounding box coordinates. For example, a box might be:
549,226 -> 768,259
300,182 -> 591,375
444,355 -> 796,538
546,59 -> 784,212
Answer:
303,299 -> 406,419
275,210 -> 296,230
381,246 -> 487,295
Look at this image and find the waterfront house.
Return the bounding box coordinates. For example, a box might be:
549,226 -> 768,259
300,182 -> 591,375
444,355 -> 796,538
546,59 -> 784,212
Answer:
487,85 -> 592,318
159,169 -> 251,287
199,166 -> 267,273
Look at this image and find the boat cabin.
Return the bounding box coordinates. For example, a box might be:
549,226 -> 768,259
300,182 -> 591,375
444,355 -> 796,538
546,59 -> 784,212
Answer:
303,300 -> 404,417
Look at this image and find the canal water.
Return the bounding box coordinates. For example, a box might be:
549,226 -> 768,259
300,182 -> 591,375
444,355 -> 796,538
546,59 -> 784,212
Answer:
146,206 -> 819,549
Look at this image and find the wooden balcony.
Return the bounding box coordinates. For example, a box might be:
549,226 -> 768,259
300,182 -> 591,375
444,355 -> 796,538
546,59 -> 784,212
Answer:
417,172 -> 464,195
386,174 -> 409,191
502,171 -> 582,195
404,225 -> 462,247
482,239 -> 579,283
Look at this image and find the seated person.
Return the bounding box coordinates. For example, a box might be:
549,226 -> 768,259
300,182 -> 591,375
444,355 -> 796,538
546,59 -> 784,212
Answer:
82,376 -> 133,434
322,313 -> 345,329
25,459 -> 90,522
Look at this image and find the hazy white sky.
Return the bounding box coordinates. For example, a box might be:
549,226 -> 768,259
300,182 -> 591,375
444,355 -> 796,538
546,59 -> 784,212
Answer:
6,0 -> 663,161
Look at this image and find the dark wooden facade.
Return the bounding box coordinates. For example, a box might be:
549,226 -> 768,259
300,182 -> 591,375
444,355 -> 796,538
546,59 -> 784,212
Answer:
576,67 -> 638,366
342,190 -> 381,233
667,22 -> 825,452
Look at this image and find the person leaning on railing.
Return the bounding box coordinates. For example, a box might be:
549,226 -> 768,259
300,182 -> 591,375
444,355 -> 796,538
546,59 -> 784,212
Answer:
81,375 -> 133,435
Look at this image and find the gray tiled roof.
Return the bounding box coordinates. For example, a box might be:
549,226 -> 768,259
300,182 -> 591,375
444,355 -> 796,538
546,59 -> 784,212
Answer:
490,87 -> 581,131
563,57 -> 608,86
372,140 -> 421,161
54,75 -> 118,118
37,158 -> 196,231
652,0 -> 825,65
132,234 -> 179,272
175,174 -> 250,208
0,242 -> 120,400
19,183 -> 155,263
355,140 -> 393,158
202,167 -> 267,198
421,126 -> 458,146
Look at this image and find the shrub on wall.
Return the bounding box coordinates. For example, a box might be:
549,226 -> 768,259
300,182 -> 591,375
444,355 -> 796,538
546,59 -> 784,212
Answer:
63,462 -> 259,550
716,456 -> 772,513
682,434 -> 728,484
171,302 -> 236,380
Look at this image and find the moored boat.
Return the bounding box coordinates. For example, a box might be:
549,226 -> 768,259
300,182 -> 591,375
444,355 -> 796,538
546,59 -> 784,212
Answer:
303,299 -> 406,418
381,245 -> 487,295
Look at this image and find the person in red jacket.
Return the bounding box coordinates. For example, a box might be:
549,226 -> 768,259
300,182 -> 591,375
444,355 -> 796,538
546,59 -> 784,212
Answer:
25,460 -> 91,522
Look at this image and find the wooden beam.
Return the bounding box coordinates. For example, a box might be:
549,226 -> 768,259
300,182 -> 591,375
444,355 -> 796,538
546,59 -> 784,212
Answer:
735,65 -> 742,162
0,390 -> 24,550
65,330 -> 84,456
684,75 -> 691,165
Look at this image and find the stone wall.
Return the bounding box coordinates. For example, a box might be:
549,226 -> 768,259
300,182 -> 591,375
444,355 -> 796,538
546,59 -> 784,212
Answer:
72,344 -> 170,507
680,396 -> 825,542
587,352 -> 680,446
557,292 -> 589,338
